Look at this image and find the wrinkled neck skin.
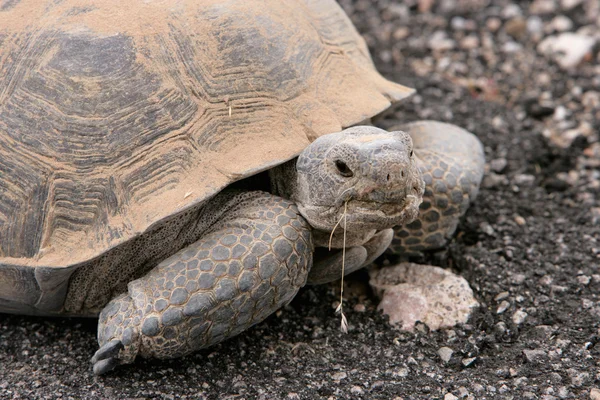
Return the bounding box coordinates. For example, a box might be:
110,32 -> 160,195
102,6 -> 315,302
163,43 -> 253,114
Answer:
270,126 -> 425,249
270,160 -> 376,248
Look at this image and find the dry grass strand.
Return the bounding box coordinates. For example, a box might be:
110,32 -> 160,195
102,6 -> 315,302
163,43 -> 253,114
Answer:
329,201 -> 349,334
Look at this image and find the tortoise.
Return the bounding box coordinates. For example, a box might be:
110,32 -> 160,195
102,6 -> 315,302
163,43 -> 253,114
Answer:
0,0 -> 485,374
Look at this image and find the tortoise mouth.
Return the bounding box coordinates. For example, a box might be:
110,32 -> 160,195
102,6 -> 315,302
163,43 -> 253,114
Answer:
298,182 -> 424,234
340,190 -> 422,229
347,196 -> 419,220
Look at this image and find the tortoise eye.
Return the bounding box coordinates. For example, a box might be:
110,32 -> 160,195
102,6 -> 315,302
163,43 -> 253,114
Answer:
410,150 -> 414,157
334,160 -> 353,177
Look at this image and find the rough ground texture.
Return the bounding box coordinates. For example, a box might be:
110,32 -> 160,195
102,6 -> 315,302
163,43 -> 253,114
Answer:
1,0 -> 599,398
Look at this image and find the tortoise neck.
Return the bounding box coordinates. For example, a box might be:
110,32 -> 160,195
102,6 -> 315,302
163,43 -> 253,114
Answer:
268,158 -> 299,201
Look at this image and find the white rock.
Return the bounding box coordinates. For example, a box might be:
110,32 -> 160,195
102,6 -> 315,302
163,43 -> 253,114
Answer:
370,263 -> 479,331
438,347 -> 454,363
486,17 -> 502,32
350,386 -> 364,395
527,16 -> 544,34
582,91 -> 600,109
503,41 -> 523,53
451,16 -> 466,30
561,0 -> 583,10
462,357 -> 477,367
538,32 -> 596,69
530,0 -> 557,14
553,105 -> 568,120
512,309 -> 528,324
331,371 -> 347,381
523,349 -> 547,363
550,15 -> 573,32
460,36 -> 480,50
428,31 -> 456,51
514,174 -> 535,186
502,4 -> 523,18
497,300 -> 510,314
387,4 -> 409,18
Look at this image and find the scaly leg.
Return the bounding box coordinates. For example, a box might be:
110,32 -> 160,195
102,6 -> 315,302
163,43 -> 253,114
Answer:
307,228 -> 394,285
390,121 -> 485,256
92,191 -> 313,374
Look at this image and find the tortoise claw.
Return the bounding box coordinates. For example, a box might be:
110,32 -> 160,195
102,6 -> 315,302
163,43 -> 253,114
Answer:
91,339 -> 124,375
93,357 -> 119,375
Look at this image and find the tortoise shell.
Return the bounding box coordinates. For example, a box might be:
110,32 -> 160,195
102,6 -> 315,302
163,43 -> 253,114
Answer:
0,0 -> 413,314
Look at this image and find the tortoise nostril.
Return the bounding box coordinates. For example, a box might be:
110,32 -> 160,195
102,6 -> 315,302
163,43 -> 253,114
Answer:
401,170 -> 405,178
386,173 -> 391,182
334,160 -> 353,178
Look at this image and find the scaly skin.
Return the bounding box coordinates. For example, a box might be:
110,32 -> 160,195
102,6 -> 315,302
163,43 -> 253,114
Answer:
390,121 -> 485,255
93,191 -> 312,374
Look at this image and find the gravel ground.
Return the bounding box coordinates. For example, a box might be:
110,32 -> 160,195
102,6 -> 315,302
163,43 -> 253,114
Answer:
1,0 -> 599,399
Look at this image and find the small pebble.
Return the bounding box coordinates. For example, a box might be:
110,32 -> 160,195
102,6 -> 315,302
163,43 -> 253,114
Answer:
590,208 -> 600,225
495,321 -> 508,335
451,16 -> 466,30
353,303 -> 366,312
514,174 -> 536,185
486,17 -> 502,32
582,91 -> 600,109
462,357 -> 477,367
505,17 -> 527,38
553,105 -> 568,121
393,27 -> 410,40
527,16 -> 544,34
523,349 -> 548,363
472,384 -> 485,394
512,309 -> 528,324
460,36 -> 480,50
495,291 -> 509,301
490,158 -> 508,173
438,347 -> 454,363
538,33 -> 596,69
530,0 -> 557,14
428,31 -> 456,51
549,15 -> 573,32
483,173 -> 509,188
539,275 -> 553,286
578,275 -> 591,285
561,0 -> 583,10
569,370 -> 590,387
497,300 -> 510,314
350,386 -> 364,395
480,222 -> 495,236
331,371 -> 347,381
503,4 -> 523,18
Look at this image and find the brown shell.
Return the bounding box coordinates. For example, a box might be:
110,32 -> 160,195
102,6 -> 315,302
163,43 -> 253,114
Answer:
0,0 -> 412,271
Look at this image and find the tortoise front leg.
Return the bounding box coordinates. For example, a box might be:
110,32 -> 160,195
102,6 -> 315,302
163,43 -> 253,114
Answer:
389,121 -> 485,256
306,228 -> 394,285
92,191 -> 312,375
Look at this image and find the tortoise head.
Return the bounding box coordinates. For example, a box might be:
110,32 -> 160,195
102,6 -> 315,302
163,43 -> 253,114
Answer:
291,126 -> 425,236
